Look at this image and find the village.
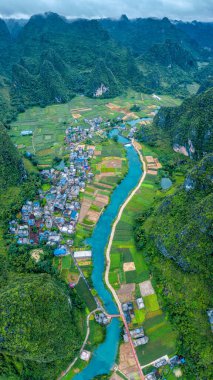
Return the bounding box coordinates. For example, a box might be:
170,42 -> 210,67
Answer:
8,118 -> 105,254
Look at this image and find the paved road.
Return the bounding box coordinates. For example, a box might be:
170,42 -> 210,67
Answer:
104,139 -> 147,380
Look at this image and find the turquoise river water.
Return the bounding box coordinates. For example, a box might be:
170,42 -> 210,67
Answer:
73,131 -> 142,379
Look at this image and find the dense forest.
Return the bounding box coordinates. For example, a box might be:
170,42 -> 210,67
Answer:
153,87 -> 213,159
136,156 -> 213,378
0,123 -> 26,190
0,13 -> 213,124
135,88 -> 213,378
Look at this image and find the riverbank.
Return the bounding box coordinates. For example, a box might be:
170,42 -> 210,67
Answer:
104,138 -> 147,380
108,140 -> 186,376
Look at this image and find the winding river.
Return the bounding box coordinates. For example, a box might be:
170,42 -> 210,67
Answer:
73,131 -> 142,379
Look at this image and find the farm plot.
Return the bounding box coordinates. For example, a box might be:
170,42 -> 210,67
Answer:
109,142 -> 178,365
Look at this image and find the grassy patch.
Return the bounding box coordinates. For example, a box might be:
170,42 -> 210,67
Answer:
120,248 -> 133,262
125,270 -> 137,283
61,255 -> 71,270
144,294 -> 160,313
75,277 -> 97,311
110,253 -> 121,270
132,308 -> 146,325
85,318 -> 106,351
137,313 -> 177,365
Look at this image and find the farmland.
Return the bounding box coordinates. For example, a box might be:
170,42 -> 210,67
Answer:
109,140 -> 184,366
10,91 -> 180,167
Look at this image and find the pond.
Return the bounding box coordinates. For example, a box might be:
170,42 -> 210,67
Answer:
161,177 -> 172,190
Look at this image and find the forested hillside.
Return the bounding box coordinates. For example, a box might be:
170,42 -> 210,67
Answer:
135,85 -> 213,378
0,123 -> 25,190
0,13 -> 213,124
100,15 -> 203,57
153,88 -> 213,158
137,40 -> 198,95
176,21 -> 213,52
138,155 -> 213,378
0,268 -> 85,379
0,13 -> 144,123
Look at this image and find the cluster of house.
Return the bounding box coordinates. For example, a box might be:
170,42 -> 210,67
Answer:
9,127 -> 96,254
122,297 -> 149,346
123,327 -> 148,347
122,297 -> 144,324
122,301 -> 135,324
65,117 -> 102,143
95,312 -> 110,325
145,355 -> 185,380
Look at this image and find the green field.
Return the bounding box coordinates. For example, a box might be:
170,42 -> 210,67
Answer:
108,140 -> 184,365
137,314 -> 177,365
10,91 -> 180,166
75,277 -> 97,311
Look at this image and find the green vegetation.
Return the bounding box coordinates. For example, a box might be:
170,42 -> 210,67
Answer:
109,143 -> 178,365
134,94 -> 213,378
0,274 -> 81,362
137,314 -> 176,365
0,123 -> 25,191
9,90 -> 178,166
75,277 -> 97,311
0,14 -> 145,123
138,156 -> 213,377
1,13 -> 212,125
138,40 -> 198,96
85,318 -> 106,351
154,87 -> 213,159
0,269 -> 85,380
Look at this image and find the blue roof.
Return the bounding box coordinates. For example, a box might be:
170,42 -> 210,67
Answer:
71,210 -> 78,219
54,248 -> 67,256
60,178 -> 67,185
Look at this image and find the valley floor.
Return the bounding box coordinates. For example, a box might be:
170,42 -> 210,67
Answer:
7,90 -> 186,380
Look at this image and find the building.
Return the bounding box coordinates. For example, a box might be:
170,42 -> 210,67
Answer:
123,326 -> 148,346
21,130 -> 33,136
54,247 -> 68,256
95,313 -> 110,325
136,297 -> 145,309
122,302 -> 135,323
74,250 -> 92,259
80,350 -> 91,361
207,309 -> 213,332
134,336 -> 149,346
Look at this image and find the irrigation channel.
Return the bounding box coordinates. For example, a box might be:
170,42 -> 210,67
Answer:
73,130 -> 143,380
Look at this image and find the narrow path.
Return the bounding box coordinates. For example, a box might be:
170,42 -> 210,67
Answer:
104,138 -> 147,380
58,308 -> 100,380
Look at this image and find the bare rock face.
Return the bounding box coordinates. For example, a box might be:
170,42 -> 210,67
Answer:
94,83 -> 109,97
